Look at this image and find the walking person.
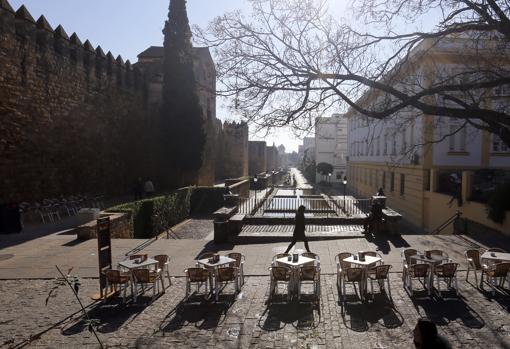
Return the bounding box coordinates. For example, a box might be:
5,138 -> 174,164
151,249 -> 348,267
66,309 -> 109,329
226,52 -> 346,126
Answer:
284,205 -> 311,253
143,178 -> 155,198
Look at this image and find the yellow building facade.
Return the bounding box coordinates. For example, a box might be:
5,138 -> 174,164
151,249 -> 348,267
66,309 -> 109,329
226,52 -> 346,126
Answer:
346,34 -> 510,235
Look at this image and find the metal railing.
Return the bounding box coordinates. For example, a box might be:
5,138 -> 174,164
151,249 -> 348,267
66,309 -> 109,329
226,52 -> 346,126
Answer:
238,194 -> 372,217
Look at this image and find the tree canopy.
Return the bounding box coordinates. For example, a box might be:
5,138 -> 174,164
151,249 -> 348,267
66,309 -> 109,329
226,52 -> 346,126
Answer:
196,0 -> 510,146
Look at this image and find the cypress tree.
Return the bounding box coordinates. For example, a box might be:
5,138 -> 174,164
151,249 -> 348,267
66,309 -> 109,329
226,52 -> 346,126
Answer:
161,0 -> 205,183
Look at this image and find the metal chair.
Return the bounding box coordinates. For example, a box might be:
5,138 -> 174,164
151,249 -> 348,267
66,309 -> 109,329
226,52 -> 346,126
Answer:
465,249 -> 484,285
104,270 -> 131,303
214,266 -> 239,301
341,267 -> 365,302
361,251 -> 384,265
227,252 -> 245,287
297,265 -> 321,302
154,254 -> 171,288
268,266 -> 292,302
367,264 -> 392,301
401,248 -> 417,282
132,268 -> 162,302
335,252 -> 353,290
433,262 -> 459,296
184,267 -> 210,299
301,252 -> 320,267
272,253 -> 291,267
481,262 -> 510,296
196,252 -> 215,267
425,249 -> 450,262
404,263 -> 430,296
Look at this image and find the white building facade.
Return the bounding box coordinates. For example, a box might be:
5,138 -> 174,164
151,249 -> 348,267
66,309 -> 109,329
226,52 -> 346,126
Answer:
315,114 -> 348,184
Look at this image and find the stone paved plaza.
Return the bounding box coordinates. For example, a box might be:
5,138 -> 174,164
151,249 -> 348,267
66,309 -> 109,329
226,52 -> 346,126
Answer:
1,272 -> 509,348
1,219 -> 510,348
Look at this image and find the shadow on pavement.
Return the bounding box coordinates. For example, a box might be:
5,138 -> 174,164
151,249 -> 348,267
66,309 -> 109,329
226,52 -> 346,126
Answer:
258,297 -> 321,331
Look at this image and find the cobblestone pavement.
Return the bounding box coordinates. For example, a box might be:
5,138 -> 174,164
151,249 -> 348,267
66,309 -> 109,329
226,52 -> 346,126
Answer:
167,219 -> 214,240
1,273 -> 509,348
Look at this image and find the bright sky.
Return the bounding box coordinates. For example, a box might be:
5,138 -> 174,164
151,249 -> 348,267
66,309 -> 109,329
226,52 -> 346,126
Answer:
8,0 -> 348,152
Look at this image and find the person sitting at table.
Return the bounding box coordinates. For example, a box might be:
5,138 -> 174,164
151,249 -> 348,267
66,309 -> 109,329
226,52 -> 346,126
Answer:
284,205 -> 311,253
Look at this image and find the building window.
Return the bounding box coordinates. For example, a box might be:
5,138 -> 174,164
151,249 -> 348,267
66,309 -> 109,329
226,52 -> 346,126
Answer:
382,171 -> 386,190
448,123 -> 467,152
448,125 -> 456,151
370,141 -> 374,156
384,133 -> 388,155
365,140 -> 369,156
492,135 -> 509,152
401,129 -> 407,154
376,136 -> 380,156
390,172 -> 395,192
400,174 -> 405,196
392,134 -> 397,155
410,120 -> 415,148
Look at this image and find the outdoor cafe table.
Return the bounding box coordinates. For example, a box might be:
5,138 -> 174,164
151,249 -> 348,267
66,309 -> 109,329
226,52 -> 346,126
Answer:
342,255 -> 382,297
481,251 -> 510,263
276,255 -> 317,299
118,257 -> 159,299
197,255 -> 236,296
410,253 -> 449,291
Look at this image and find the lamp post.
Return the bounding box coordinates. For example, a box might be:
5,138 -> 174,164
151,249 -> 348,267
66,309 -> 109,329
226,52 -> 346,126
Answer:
328,173 -> 331,186
343,176 -> 348,212
253,176 -> 258,206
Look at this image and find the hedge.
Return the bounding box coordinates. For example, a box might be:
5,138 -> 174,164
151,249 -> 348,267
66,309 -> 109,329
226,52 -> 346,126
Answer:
108,188 -> 192,239
107,186 -> 232,238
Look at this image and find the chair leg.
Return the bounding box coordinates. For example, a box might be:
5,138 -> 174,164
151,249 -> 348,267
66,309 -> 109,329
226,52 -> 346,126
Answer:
474,269 -> 478,286
167,270 -> 172,286
466,266 -> 470,281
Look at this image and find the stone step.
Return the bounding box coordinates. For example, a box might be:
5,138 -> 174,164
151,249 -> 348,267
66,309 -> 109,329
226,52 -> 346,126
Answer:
229,224 -> 365,244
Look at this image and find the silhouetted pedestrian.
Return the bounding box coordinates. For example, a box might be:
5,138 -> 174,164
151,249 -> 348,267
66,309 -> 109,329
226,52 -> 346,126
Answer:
284,205 -> 311,253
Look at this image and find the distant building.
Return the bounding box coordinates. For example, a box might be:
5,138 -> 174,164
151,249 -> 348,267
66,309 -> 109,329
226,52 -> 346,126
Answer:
315,114 -> 348,184
299,137 -> 315,167
136,46 -> 221,185
249,141 -> 267,175
266,145 -> 279,171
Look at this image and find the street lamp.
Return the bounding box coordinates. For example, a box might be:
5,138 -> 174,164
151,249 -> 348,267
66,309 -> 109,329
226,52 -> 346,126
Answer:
328,173 -> 331,186
253,176 -> 258,203
343,176 -> 348,212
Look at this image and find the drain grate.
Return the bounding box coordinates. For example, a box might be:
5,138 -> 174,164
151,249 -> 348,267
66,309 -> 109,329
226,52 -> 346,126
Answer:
0,254 -> 14,262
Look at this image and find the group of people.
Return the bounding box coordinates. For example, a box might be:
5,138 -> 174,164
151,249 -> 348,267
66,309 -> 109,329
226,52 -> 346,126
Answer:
133,178 -> 155,200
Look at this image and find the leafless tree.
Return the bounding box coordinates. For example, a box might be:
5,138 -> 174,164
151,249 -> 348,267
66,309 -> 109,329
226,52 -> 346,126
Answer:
194,0 -> 510,146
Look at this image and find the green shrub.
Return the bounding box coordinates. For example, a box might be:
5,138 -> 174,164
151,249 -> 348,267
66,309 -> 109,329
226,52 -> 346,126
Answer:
108,188 -> 192,238
486,182 -> 510,224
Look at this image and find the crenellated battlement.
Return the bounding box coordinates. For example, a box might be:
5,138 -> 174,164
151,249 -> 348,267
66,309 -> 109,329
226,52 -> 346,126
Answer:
0,0 -> 144,92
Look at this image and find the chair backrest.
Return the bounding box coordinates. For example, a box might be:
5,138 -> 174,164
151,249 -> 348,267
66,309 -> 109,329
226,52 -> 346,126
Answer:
273,253 -> 290,262
344,267 -> 364,282
228,252 -> 243,267
186,267 -> 209,282
487,248 -> 505,253
132,269 -> 150,283
271,266 -> 291,281
465,249 -> 482,269
372,265 -> 391,279
335,252 -> 353,270
491,262 -> 510,277
402,249 -> 417,265
154,255 -> 169,269
129,254 -> 148,262
105,270 -> 121,283
217,267 -> 237,282
361,251 -> 380,258
197,252 -> 215,260
410,263 -> 430,278
425,250 -> 447,259
299,266 -> 317,281
301,252 -> 320,261
436,263 -> 458,277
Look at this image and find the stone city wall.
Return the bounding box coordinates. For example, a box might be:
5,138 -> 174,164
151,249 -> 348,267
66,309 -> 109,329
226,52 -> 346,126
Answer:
0,3 -> 162,202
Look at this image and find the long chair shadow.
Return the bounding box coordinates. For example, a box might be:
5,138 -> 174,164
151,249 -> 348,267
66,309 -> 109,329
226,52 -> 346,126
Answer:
159,293 -> 236,332
258,296 -> 321,331
411,292 -> 485,329
62,296 -> 155,335
341,293 -> 403,332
